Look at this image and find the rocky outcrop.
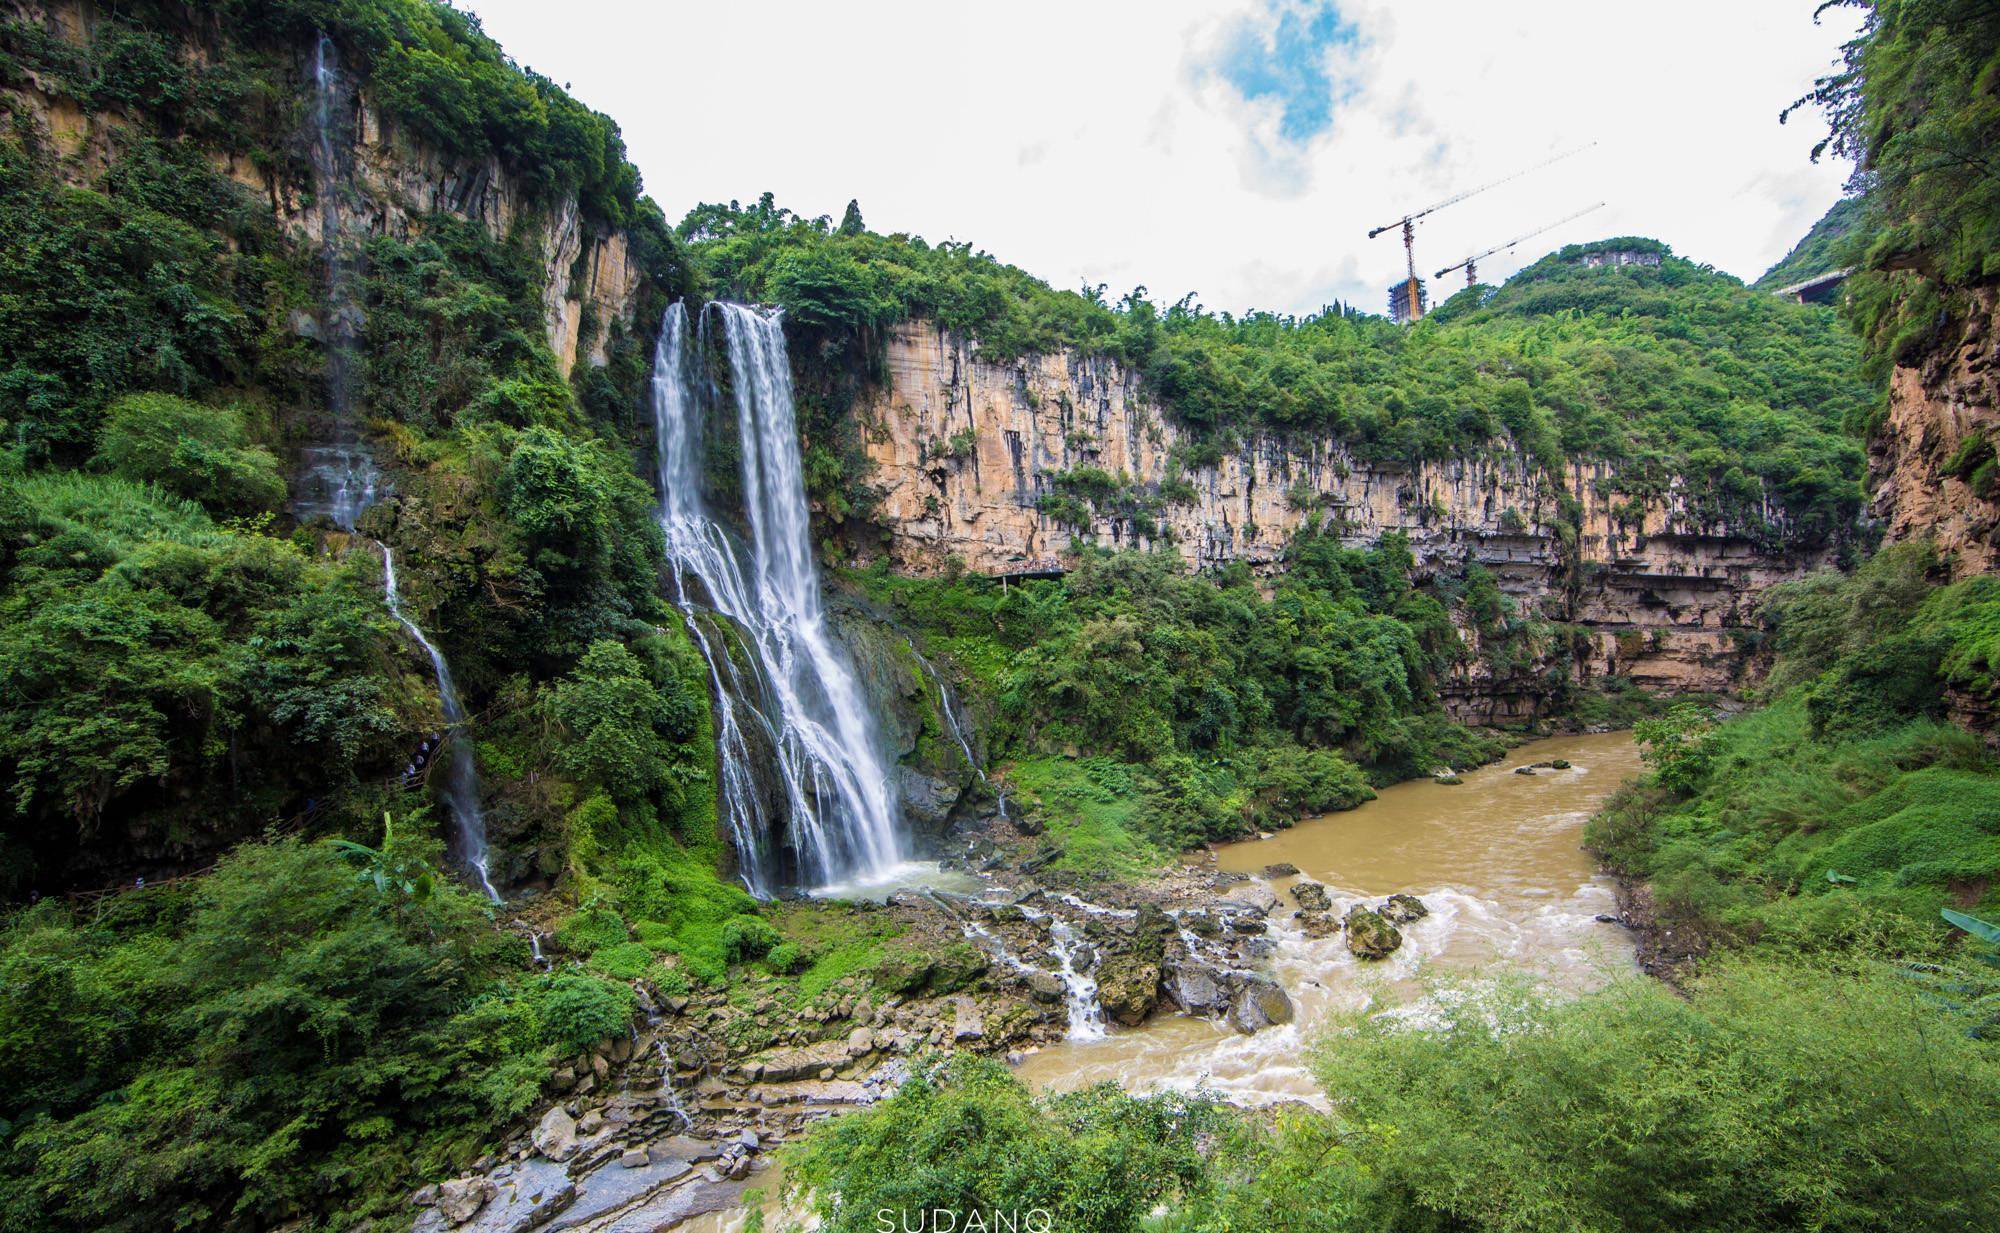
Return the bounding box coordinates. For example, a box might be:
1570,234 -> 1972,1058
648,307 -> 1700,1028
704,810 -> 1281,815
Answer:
857,323 -> 1837,715
1869,288 -> 2000,577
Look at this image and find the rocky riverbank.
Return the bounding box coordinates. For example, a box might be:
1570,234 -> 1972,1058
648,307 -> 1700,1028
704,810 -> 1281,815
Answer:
410,838 -> 1306,1232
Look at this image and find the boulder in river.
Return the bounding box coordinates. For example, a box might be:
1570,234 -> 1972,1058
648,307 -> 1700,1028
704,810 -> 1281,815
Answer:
1023,970 -> 1066,1003
1294,910 -> 1341,939
1342,907 -> 1403,960
1289,882 -> 1332,912
1379,893 -> 1429,924
1261,862 -> 1301,878
1096,953 -> 1163,1026
1227,974 -> 1296,1034
1163,959 -> 1230,1015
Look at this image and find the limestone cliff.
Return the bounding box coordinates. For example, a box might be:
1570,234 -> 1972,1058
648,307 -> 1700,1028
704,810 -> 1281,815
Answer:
0,0 -> 645,379
857,322 -> 1836,714
1869,288 -> 2000,577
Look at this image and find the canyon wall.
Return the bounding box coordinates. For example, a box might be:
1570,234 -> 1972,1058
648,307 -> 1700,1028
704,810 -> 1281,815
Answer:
1,0 -> 646,379
858,322 -> 1836,717
1869,288 -> 2000,577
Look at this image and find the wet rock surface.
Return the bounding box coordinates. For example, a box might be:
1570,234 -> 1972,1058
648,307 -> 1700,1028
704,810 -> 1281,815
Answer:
1342,906 -> 1404,960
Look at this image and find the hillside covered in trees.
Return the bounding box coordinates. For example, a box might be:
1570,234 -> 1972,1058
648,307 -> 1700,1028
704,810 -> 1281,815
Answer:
0,1 -> 1996,1231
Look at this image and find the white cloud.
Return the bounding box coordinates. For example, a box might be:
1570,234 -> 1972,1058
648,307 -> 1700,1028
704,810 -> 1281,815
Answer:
457,0 -> 1860,316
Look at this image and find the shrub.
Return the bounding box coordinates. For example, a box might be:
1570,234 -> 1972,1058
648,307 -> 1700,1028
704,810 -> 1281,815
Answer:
1314,960 -> 2000,1232
721,915 -> 780,962
526,971 -> 634,1052
555,905 -> 628,954
93,393 -> 285,515
783,1055 -> 1220,1233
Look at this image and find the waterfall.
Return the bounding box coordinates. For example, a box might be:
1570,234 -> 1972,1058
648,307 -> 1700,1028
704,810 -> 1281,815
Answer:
650,301 -> 906,894
984,901 -> 1109,1042
655,1042 -> 693,1131
292,31 -> 379,530
913,648 -> 981,778
1049,918 -> 1108,1041
380,543 -> 499,901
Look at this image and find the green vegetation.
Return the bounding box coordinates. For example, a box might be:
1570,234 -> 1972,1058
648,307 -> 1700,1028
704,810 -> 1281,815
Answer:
784,1055 -> 1221,1233
686,198 -> 1871,543
0,831 -> 633,1232
1793,0 -> 2000,374
0,472 -> 405,890
1590,544 -> 2000,956
853,533 -> 1523,869
785,962 -> 2000,1232
1754,195 -> 1865,290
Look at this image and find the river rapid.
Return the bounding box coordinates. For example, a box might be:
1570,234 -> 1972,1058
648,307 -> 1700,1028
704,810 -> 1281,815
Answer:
1013,729 -> 1643,1106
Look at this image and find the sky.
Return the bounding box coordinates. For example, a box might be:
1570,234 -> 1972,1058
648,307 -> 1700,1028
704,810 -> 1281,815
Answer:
458,0 -> 1863,317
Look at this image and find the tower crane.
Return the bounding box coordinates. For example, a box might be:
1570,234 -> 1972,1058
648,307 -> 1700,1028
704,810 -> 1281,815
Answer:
1435,202 -> 1605,288
1368,142 -> 1595,323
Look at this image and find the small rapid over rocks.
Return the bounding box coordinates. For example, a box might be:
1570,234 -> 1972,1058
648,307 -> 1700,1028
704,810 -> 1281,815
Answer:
650,301 -> 910,896
1015,730 -> 1643,1105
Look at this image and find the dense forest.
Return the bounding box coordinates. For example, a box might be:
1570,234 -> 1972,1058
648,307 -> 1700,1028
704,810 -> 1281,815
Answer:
0,0 -> 1997,1230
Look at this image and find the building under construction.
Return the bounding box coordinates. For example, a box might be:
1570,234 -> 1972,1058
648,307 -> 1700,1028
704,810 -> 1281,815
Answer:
1387,277 -> 1427,324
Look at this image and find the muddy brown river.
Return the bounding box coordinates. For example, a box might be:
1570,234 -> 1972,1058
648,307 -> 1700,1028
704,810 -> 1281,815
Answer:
1013,729 -> 1642,1105
684,731 -> 1641,1230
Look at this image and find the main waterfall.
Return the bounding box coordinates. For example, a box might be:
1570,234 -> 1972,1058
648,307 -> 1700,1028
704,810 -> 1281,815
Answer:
651,301 -> 906,895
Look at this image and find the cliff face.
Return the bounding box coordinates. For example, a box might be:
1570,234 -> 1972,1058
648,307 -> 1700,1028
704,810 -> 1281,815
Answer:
1870,289 -> 2000,577
1,0 -> 644,379
858,322 -> 1835,715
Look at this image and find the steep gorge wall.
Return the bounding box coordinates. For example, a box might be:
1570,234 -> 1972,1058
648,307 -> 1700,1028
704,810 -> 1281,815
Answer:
858,322 -> 1836,717
1,0 -> 646,379
1870,288 -> 2000,577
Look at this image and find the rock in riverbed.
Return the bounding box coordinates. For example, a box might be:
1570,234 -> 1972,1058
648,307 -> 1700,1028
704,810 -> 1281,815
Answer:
1342,907 -> 1403,960
1227,974 -> 1296,1034
1379,893 -> 1428,924
1289,882 -> 1331,912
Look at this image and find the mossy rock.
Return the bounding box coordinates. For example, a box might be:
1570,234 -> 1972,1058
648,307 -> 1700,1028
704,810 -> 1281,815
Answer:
870,950 -> 934,995
1096,954 -> 1163,1026
1342,907 -> 1403,960
925,942 -> 990,995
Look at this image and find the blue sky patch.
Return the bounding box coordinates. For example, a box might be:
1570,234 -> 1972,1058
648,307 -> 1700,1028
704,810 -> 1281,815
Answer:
1207,1 -> 1362,144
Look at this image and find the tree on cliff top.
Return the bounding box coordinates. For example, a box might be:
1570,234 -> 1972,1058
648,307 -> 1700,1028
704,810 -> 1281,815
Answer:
1790,0 -> 2000,369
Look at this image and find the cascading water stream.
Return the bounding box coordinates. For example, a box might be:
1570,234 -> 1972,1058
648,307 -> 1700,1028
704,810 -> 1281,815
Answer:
292,31 -> 379,530
381,543 -> 499,902
650,301 -> 907,894
287,35 -> 494,897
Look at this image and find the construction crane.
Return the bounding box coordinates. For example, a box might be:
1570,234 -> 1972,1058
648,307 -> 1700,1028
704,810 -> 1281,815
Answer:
1368,142 -> 1596,323
1435,202 -> 1605,288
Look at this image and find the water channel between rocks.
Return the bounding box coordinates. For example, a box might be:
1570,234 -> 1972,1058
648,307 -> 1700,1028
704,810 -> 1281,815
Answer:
1013,728 -> 1643,1107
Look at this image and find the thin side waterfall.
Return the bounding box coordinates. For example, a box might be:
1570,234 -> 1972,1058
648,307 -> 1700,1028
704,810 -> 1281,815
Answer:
913,648 -> 981,777
651,300 -> 906,894
292,31 -> 379,529
381,543 -> 499,901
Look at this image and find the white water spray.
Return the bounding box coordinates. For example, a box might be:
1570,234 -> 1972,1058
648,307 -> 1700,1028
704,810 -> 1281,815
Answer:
650,301 -> 905,893
1048,918 -> 1108,1041
381,543 -> 498,901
